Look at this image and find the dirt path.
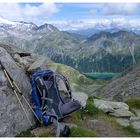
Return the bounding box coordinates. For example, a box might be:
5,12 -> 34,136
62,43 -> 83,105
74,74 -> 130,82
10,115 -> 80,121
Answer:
85,116 -> 127,137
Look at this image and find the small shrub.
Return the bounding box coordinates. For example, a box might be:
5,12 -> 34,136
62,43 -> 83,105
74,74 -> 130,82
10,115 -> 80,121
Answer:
84,96 -> 103,116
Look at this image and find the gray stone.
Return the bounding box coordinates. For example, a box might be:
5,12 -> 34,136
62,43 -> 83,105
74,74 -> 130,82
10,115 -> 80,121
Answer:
14,53 -> 34,68
132,109 -> 140,117
0,47 -> 35,136
0,47 -> 31,96
13,54 -> 21,63
130,117 -> 140,132
94,99 -> 134,117
116,118 -> 130,127
109,109 -> 134,117
130,116 -> 140,122
72,92 -> 88,107
28,56 -> 48,72
94,99 -> 129,112
0,71 -> 7,86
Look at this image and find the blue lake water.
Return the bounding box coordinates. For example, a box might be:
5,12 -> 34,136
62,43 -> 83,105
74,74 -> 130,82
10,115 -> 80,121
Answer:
84,72 -> 120,79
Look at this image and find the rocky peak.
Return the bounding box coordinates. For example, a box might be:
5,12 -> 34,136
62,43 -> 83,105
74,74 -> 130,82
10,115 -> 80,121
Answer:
37,23 -> 59,33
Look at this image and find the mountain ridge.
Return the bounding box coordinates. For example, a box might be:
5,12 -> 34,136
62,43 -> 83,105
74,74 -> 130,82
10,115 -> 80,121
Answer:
0,17 -> 140,73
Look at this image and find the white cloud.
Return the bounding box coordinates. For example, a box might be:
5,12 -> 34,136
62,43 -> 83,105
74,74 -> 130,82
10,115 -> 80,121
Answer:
101,3 -> 140,15
0,3 -> 59,24
47,17 -> 140,31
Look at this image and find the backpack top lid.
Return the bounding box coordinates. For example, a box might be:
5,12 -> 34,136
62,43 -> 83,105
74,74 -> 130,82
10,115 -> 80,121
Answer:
31,70 -> 54,80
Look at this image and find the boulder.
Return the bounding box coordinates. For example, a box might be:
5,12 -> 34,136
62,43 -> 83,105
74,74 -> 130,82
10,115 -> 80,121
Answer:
0,47 -> 35,136
130,117 -> 140,132
72,92 -> 88,107
27,56 -> 48,73
116,118 -> 130,127
109,109 -> 134,117
13,54 -> 21,63
14,53 -> 34,68
0,47 -> 31,96
94,99 -> 134,117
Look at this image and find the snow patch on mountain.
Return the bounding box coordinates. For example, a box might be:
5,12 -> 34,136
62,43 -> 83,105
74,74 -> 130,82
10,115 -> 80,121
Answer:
0,17 -> 57,34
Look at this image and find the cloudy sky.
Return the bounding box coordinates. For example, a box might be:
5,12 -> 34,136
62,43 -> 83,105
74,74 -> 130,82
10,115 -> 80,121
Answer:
0,3 -> 140,30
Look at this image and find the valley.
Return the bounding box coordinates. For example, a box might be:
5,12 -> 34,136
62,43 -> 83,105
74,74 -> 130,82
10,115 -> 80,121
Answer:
0,17 -> 140,74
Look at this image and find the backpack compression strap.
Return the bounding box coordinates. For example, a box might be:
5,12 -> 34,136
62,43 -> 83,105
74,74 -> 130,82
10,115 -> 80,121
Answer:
35,78 -> 49,110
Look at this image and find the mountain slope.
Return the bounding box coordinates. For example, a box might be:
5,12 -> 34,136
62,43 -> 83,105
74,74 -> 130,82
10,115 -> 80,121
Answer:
51,30 -> 140,73
94,64 -> 140,101
73,31 -> 140,72
0,17 -> 140,73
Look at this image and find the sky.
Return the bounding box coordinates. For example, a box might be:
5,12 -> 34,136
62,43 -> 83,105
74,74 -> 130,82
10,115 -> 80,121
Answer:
0,3 -> 140,30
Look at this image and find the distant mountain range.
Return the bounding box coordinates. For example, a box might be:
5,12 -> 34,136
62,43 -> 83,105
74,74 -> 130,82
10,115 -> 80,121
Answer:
0,17 -> 140,73
48,18 -> 140,37
69,27 -> 140,37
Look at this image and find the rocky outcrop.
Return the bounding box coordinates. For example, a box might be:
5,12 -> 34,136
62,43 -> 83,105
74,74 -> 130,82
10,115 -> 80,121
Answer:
27,56 -> 49,73
0,47 -> 31,96
94,99 -> 134,117
14,53 -> 34,69
0,47 -> 35,136
0,46 -> 93,136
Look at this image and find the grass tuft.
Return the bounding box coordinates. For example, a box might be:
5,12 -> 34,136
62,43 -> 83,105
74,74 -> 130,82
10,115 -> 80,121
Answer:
125,99 -> 140,109
84,96 -> 104,116
16,129 -> 35,137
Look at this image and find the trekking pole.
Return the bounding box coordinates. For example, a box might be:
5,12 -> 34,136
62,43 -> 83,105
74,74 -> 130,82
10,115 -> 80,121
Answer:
13,82 -> 41,123
0,61 -> 41,124
0,63 -> 32,126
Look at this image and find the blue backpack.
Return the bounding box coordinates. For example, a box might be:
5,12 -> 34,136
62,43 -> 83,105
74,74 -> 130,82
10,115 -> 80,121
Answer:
30,70 -> 81,125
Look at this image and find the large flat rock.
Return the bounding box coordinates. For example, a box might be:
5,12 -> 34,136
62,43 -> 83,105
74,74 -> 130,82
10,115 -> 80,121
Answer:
27,56 -> 48,73
94,99 -> 134,117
